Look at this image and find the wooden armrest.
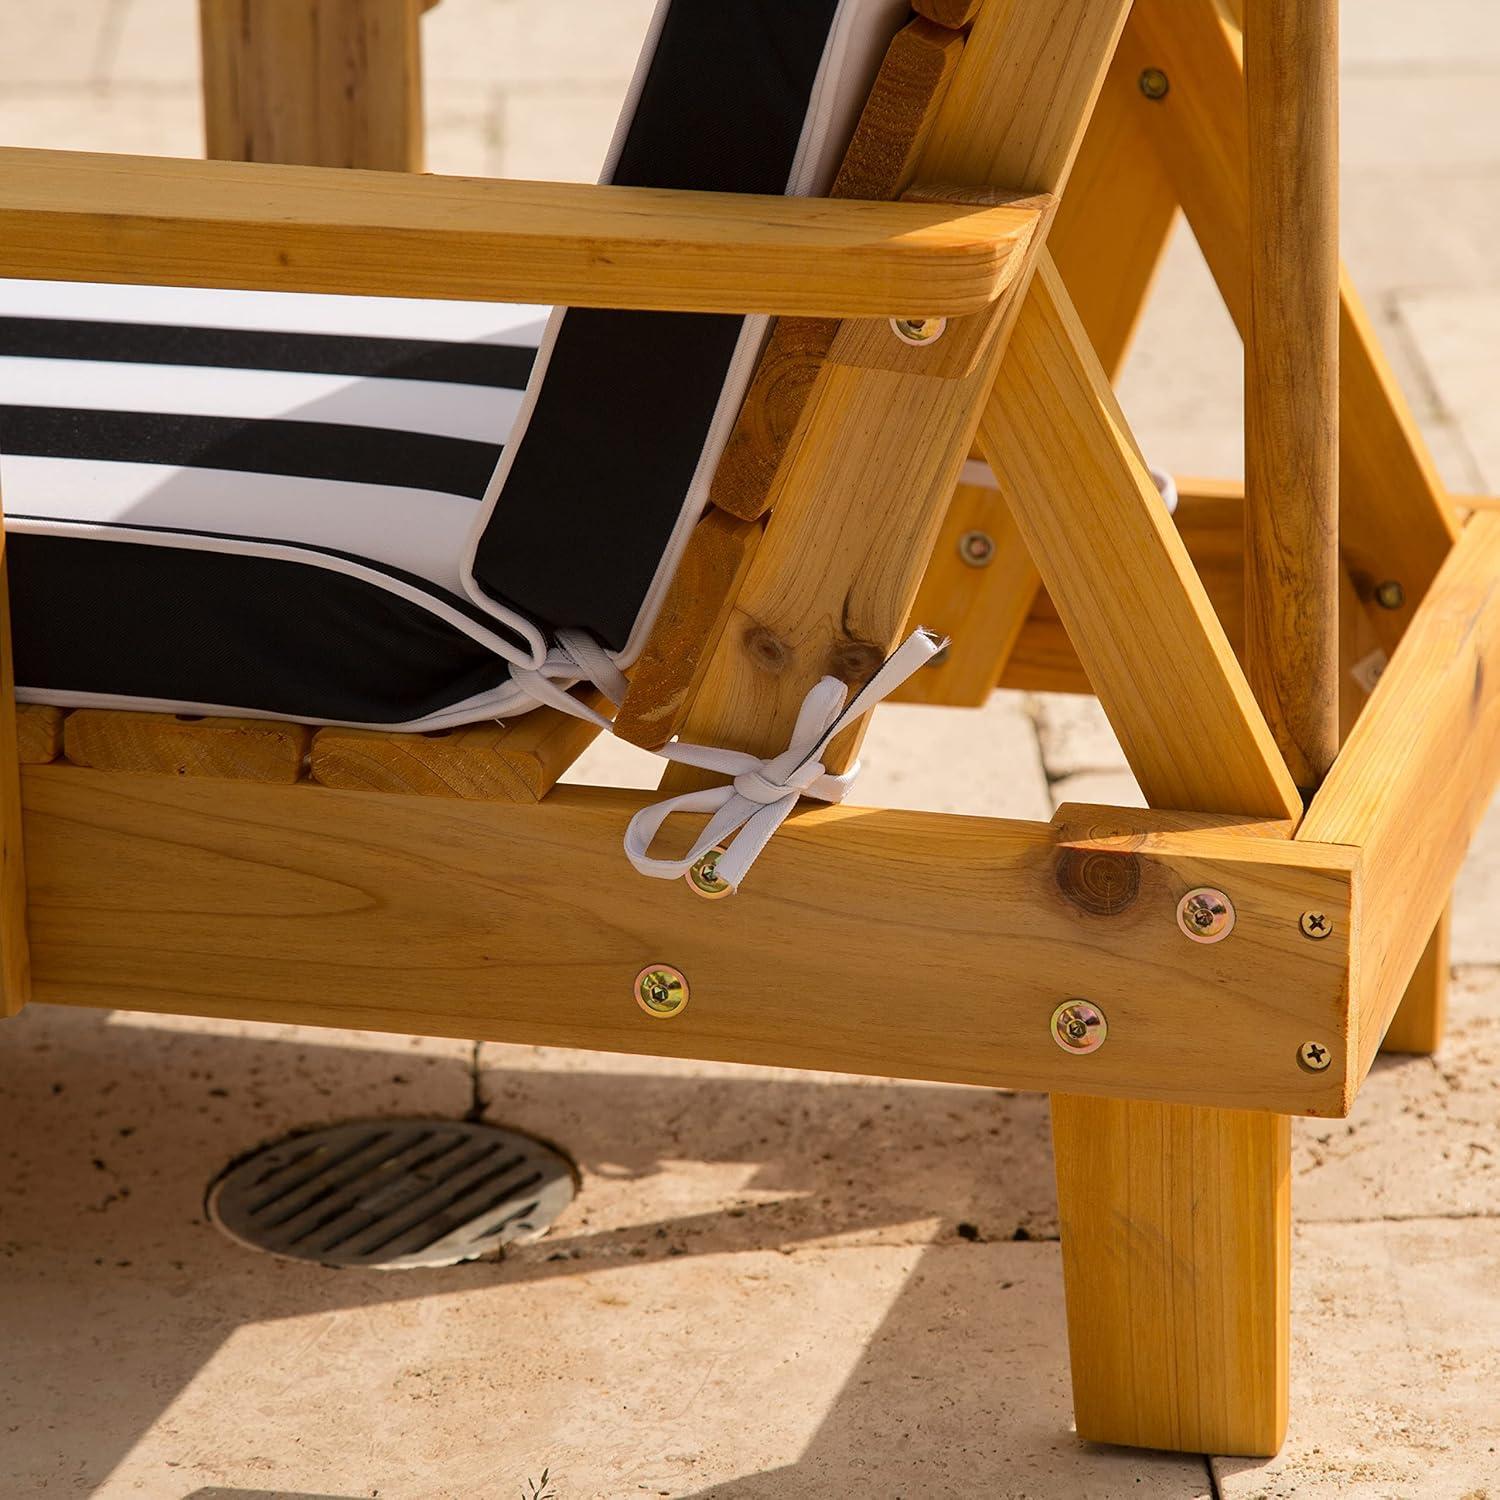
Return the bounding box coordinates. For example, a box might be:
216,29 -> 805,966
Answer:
0,148 -> 1043,319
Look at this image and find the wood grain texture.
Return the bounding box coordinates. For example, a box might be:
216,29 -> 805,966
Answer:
669,0 -> 1133,795
613,511 -> 764,750
710,18 -> 967,520
1122,0 -> 1459,656
995,478 -> 1247,696
1301,514 -> 1500,1083
1243,0 -> 1340,791
831,186 -> 1053,381
16,705 -> 64,766
1053,1098 -> 1290,1454
0,148 -> 1040,319
310,695 -> 605,801
64,712 -> 310,784
905,46 -> 1180,705
892,477 -> 1038,705
1382,912 -> 1451,1056
22,767 -> 1356,1114
0,559 -> 30,1015
1048,41 -> 1180,382
200,0 -> 426,172
981,260 -> 1301,822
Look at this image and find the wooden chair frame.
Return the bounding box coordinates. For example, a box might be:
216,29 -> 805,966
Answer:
2,0 -> 1495,1460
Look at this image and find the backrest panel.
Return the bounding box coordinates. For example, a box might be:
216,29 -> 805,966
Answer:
464,0 -> 910,654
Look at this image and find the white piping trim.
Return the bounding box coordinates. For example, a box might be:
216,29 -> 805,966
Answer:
8,515 -> 542,671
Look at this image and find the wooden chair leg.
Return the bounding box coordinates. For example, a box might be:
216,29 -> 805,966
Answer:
199,0 -> 428,171
1381,907 -> 1451,1055
1053,1097 -> 1290,1454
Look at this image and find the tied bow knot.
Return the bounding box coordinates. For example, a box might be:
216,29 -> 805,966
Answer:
621,630 -> 945,891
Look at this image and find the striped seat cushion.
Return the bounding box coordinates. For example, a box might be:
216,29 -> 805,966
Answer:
1,0 -> 908,730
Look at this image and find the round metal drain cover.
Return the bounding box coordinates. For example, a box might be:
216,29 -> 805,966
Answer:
208,1119 -> 575,1269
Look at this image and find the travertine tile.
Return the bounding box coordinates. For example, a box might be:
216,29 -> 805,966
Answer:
1031,692 -> 1128,781
1342,0 -> 1500,69
1394,289 -> 1500,491
1215,1217 -> 1500,1498
0,0 -> 116,86
855,689 -> 1051,820
1294,968 -> 1500,1221
0,88 -> 201,156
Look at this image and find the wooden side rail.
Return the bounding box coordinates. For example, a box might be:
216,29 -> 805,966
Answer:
1302,512 -> 1500,1079
22,768 -> 1357,1116
0,148 -> 1043,319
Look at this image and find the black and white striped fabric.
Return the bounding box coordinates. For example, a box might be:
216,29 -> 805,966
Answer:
1,0 -> 908,730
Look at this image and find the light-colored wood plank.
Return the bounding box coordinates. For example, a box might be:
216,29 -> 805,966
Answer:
1053,1098 -> 1290,1454
1301,513 -> 1500,1083
901,45 -> 1181,704
16,705 -> 64,766
710,17 -> 968,520
614,511 -> 764,750
892,478 -> 1036,705
310,694 -> 605,802
200,0 -> 426,172
1243,0 -> 1340,792
1049,41 -> 1180,389
831,186 -> 1053,382
0,558 -> 31,1016
0,148 -> 1041,320
22,766 -> 1356,1114
64,711 -> 310,784
1123,0 -> 1459,655
980,260 -> 1301,822
669,0 -> 1134,791
996,478 -> 1247,696
1382,911 -> 1451,1056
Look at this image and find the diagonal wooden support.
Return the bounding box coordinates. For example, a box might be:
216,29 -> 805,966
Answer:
980,259 -> 1300,822
895,40 -> 1180,705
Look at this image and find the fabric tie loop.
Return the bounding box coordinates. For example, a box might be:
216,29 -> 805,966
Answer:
622,628 -> 946,890
507,625 -> 945,891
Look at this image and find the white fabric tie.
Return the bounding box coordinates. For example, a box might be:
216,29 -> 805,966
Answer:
511,628 -> 945,892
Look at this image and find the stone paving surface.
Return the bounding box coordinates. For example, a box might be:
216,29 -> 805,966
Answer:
1,2 -> 1497,1496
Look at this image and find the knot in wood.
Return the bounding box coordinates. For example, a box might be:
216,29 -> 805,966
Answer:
1054,847 -> 1141,916
742,625 -> 790,674
826,640 -> 885,687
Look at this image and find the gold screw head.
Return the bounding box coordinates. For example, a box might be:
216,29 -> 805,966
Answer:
1300,910 -> 1333,940
1177,887 -> 1235,943
685,846 -> 733,900
1374,579 -> 1406,610
958,530 -> 996,567
890,316 -> 947,346
1051,999 -> 1107,1054
1298,1040 -> 1333,1072
635,965 -> 689,1019
1138,67 -> 1170,100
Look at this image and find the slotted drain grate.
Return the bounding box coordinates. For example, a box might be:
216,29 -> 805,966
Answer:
208,1119 -> 575,1269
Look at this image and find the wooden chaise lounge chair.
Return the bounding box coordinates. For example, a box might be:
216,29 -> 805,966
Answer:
1,0 -> 1494,1459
